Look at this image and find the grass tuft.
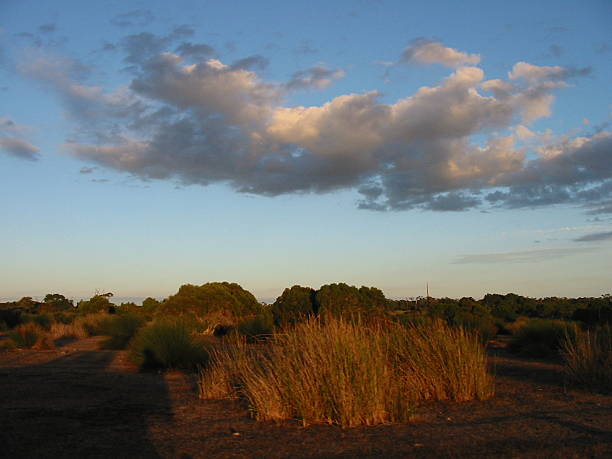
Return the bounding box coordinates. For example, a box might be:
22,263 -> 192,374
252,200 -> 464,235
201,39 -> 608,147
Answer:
199,316 -> 493,427
563,324 -> 612,393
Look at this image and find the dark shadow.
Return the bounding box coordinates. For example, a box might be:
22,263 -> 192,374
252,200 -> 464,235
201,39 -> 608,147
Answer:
0,348 -> 173,458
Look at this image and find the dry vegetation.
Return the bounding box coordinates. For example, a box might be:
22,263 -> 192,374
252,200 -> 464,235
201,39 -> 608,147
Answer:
199,317 -> 493,427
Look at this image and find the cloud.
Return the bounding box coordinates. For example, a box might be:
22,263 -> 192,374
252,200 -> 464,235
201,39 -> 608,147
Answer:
20,35 -> 612,213
79,166 -> 96,174
574,231 -> 612,242
285,65 -> 345,90
548,44 -> 563,58
0,117 -> 40,160
0,137 -> 40,160
454,247 -> 598,264
110,10 -> 155,27
38,24 -> 56,34
401,38 -> 480,68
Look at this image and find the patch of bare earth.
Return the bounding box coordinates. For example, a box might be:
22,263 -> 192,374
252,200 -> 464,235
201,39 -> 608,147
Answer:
1,336 -> 611,458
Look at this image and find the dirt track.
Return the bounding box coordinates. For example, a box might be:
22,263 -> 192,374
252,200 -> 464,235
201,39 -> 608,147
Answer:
1,337 -> 611,458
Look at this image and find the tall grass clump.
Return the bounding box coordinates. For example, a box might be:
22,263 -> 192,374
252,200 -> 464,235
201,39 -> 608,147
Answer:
8,323 -> 49,349
98,313 -> 146,349
509,319 -> 578,358
129,319 -> 209,369
47,321 -> 89,341
199,317 -> 493,427
563,324 -> 612,392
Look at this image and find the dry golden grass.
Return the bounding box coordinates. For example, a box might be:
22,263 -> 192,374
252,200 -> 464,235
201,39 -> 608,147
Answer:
563,325 -> 612,392
199,317 -> 493,427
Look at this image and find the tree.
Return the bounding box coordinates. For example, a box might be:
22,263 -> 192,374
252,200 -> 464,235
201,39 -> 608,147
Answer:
271,285 -> 316,326
43,293 -> 73,311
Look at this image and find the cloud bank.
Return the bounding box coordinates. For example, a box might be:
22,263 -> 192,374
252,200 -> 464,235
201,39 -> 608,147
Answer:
19,33 -> 612,212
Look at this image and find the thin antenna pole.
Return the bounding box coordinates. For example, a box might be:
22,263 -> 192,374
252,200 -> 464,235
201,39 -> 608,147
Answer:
426,282 -> 430,307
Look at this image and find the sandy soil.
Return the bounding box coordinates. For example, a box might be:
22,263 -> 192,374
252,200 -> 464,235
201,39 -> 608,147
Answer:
1,336 -> 611,458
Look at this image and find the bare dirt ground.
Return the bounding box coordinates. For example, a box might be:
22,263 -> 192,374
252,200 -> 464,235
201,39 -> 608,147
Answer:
1,336 -> 611,458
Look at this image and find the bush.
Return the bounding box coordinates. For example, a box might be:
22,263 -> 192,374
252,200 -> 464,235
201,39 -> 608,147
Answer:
129,319 -> 209,369
237,310 -> 274,340
8,323 -> 45,348
271,286 -> 316,326
199,317 -> 493,427
563,324 -> 612,392
509,319 -> 578,358
23,313 -> 52,331
315,283 -> 388,319
158,282 -> 262,327
98,313 -> 147,350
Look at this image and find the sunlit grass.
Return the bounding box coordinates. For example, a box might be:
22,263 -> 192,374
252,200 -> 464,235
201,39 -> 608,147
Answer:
199,316 -> 493,427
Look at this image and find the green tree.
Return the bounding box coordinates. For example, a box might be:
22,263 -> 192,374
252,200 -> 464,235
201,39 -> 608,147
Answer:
271,285 -> 316,326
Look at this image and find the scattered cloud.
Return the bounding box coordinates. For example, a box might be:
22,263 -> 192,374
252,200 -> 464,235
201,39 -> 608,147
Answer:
454,247 -> 598,264
79,166 -> 97,174
285,65 -> 345,90
548,44 -> 563,58
574,231 -> 612,242
110,10 -> 155,28
38,23 -> 56,34
0,116 -> 40,160
17,33 -> 612,213
400,38 -> 480,68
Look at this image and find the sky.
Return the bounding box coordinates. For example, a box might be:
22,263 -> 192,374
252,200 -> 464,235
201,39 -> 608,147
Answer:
1,0 -> 611,303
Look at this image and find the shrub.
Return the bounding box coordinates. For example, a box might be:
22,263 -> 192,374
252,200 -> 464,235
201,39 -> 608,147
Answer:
98,313 -> 147,350
271,285 -> 316,326
23,313 -> 52,331
563,324 -> 612,392
199,317 -> 493,427
47,321 -> 88,341
8,323 -> 45,348
158,282 -> 262,326
315,283 -> 388,319
509,319 -> 578,358
129,319 -> 209,369
237,310 -> 274,340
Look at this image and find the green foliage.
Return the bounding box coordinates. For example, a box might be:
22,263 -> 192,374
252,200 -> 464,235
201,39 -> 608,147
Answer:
78,294 -> 115,314
315,283 -> 388,318
99,313 -> 147,350
22,313 -> 52,331
563,324 -> 612,392
142,297 -> 161,313
271,285 -> 316,326
509,319 -> 579,358
237,309 -> 274,340
0,308 -> 22,329
129,319 -> 209,369
42,293 -> 73,311
158,282 -> 262,325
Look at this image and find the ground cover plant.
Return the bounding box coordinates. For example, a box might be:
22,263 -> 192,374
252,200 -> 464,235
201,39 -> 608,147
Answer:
129,318 -> 210,369
199,316 -> 493,427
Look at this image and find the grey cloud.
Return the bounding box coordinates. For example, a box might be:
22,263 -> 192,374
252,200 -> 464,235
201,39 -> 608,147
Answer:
574,231 -> 612,242
24,38 -> 612,213
285,65 -> 344,90
38,24 -> 56,34
15,32 -> 42,47
454,247 -> 598,264
79,166 -> 96,174
295,42 -> 318,55
0,137 -> 40,160
110,10 -> 155,27
548,44 -> 563,57
175,42 -> 215,60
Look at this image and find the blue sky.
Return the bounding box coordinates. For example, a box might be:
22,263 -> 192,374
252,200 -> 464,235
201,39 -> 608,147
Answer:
1,0 -> 611,302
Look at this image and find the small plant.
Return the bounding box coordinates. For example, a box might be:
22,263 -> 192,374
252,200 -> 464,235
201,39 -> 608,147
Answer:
237,311 -> 274,340
563,324 -> 612,392
98,313 -> 146,350
509,319 -> 578,358
129,319 -> 209,369
8,323 -> 44,348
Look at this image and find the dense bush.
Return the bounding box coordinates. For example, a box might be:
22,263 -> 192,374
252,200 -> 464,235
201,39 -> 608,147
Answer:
315,283 -> 388,319
509,319 -> 578,358
158,282 -> 262,327
78,294 -> 115,314
99,313 -> 147,349
129,319 -> 209,369
237,310 -> 274,340
563,324 -> 612,392
271,285 -> 316,326
199,317 -> 493,427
